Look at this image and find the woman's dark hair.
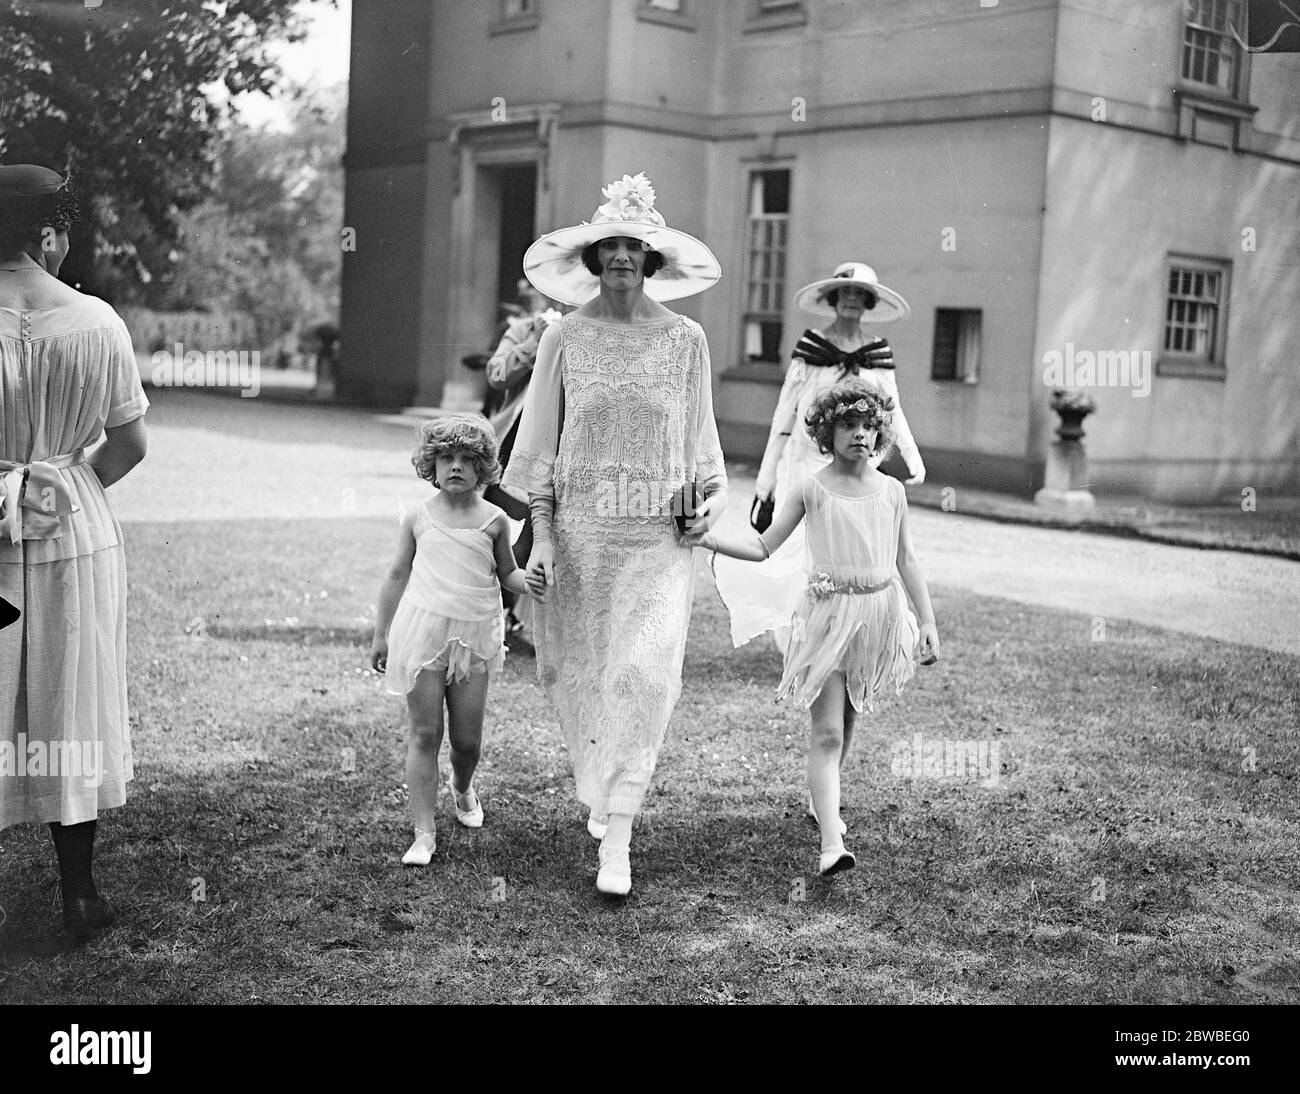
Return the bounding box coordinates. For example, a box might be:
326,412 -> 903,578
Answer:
0,177 -> 81,259
825,286 -> 878,310
581,239 -> 665,278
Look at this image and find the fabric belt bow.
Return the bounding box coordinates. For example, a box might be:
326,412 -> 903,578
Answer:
0,450 -> 85,544
794,329 -> 895,372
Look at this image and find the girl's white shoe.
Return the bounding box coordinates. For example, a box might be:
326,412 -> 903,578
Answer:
808,795 -> 848,837
402,829 -> 437,866
587,812 -> 609,840
596,844 -> 631,896
448,778 -> 484,828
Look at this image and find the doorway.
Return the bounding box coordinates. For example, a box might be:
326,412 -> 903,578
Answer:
495,164 -> 537,317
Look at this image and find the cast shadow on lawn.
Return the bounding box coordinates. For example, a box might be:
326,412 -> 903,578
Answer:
2,720 -> 1296,1004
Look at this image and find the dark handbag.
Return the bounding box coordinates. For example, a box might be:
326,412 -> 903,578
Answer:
0,594 -> 19,631
750,494 -> 774,533
673,480 -> 700,534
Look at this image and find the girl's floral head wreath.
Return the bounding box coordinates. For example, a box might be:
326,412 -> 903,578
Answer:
523,172 -> 721,305
807,391 -> 895,434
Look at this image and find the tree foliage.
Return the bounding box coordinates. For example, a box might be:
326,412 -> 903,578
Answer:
161,82 -> 345,343
0,0 -> 323,298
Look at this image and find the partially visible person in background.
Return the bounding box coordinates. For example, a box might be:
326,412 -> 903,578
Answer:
483,282 -> 564,647
0,165 -> 150,938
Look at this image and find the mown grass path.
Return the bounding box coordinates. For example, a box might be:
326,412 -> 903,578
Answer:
0,390 -> 1295,1004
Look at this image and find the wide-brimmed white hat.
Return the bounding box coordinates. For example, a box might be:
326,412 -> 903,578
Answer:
794,262 -> 909,323
523,173 -> 721,306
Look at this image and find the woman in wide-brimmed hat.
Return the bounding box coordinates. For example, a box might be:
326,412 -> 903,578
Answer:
504,172 -> 727,896
0,165 -> 149,937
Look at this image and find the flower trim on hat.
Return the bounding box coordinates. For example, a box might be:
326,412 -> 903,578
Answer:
594,172 -> 663,225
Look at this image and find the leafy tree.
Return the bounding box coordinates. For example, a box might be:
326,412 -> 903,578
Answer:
160,82 -> 344,345
0,0 -> 326,299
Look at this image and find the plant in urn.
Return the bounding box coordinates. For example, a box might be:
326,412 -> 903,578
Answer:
1035,389 -> 1097,512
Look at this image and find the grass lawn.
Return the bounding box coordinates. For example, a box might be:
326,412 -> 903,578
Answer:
0,514 -> 1297,1005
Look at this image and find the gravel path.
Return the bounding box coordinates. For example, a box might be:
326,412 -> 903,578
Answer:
114,391 -> 1300,657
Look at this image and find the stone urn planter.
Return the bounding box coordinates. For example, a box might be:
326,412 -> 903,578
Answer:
1034,389 -> 1097,512
1051,388 -> 1094,441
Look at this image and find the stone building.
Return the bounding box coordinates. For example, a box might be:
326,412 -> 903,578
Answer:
341,0 -> 1300,501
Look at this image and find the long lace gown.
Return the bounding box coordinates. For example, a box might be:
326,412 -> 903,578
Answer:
0,297 -> 149,830
503,313 -> 726,817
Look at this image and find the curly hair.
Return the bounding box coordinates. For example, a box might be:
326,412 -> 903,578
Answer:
411,414 -> 501,488
804,380 -> 897,458
0,175 -> 82,259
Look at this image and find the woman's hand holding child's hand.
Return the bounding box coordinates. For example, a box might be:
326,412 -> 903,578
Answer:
525,540 -> 555,601
683,494 -> 720,538
918,622 -> 940,665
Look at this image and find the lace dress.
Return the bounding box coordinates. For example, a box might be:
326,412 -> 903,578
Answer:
503,313 -> 726,816
0,297 -> 149,830
775,475 -> 919,713
384,500 -> 506,692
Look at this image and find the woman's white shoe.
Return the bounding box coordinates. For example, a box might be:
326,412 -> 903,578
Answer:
596,844 -> 631,896
402,830 -> 437,866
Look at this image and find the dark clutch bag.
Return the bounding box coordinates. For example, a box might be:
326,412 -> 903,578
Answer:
673,480 -> 700,534
0,594 -> 19,631
750,494 -> 774,533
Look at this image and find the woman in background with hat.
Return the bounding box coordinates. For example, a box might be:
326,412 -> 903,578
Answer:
753,262 -> 924,531
504,173 -> 726,896
0,165 -> 149,937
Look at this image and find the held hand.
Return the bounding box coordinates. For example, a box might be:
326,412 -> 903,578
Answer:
918,623 -> 940,665
905,468 -> 926,486
683,531 -> 714,550
682,493 -> 721,537
525,540 -> 555,601
369,640 -> 388,673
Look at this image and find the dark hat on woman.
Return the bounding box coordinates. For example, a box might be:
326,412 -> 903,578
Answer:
0,165 -> 81,243
0,164 -> 68,198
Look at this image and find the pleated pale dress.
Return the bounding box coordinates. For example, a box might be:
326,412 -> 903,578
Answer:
384,500 -> 506,692
0,297 -> 149,830
503,313 -> 727,817
775,475 -> 919,713
718,336 -> 924,649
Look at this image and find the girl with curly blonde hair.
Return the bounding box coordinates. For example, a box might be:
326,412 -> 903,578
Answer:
369,415 -> 529,865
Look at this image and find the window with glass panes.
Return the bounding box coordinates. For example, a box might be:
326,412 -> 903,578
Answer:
1164,264 -> 1224,361
1183,0 -> 1245,97
931,308 -> 981,383
743,169 -> 790,363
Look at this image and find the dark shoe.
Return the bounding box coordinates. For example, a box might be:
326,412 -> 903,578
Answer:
63,896 -> 117,938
